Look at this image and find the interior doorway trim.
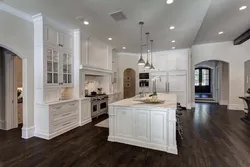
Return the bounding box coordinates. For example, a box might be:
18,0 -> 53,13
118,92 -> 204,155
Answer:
0,44 -> 32,139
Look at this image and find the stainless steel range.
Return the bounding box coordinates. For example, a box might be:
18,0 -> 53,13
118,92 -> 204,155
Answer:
86,94 -> 109,118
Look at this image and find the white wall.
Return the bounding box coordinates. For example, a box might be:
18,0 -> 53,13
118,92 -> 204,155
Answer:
0,48 -> 5,129
220,62 -> 229,105
191,41 -> 250,110
0,10 -> 34,136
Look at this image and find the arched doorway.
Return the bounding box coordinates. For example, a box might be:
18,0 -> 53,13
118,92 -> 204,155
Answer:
0,45 -> 26,137
123,68 -> 136,99
194,60 -> 229,105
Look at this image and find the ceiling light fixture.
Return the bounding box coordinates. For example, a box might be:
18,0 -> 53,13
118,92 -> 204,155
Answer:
149,40 -> 155,70
239,6 -> 247,11
144,32 -> 151,69
83,21 -> 89,25
172,40 -> 176,43
172,47 -> 175,49
122,47 -> 126,49
166,0 -> 174,4
138,22 -> 145,66
218,31 -> 224,35
170,26 -> 175,30
108,37 -> 112,41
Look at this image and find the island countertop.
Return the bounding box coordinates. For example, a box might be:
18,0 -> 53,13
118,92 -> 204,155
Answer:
109,93 -> 177,109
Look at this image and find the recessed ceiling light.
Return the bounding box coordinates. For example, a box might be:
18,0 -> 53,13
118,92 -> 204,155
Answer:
83,21 -> 89,25
166,0 -> 174,4
172,47 -> 175,49
171,40 -> 175,43
108,38 -> 112,41
170,26 -> 175,30
218,31 -> 224,35
122,47 -> 126,49
239,6 -> 247,11
148,50 -> 150,52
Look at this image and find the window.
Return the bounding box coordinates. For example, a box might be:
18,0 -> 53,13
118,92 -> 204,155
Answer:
202,69 -> 209,86
195,69 -> 199,86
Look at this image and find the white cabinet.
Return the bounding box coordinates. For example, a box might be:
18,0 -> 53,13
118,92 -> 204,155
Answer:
134,110 -> 150,142
45,47 -> 73,87
35,100 -> 79,140
150,110 -> 167,144
59,32 -> 73,51
151,72 -> 168,93
116,108 -> 133,138
44,26 -> 58,46
80,99 -> 91,126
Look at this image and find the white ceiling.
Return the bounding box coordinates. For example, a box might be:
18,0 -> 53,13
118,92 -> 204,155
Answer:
2,0 -> 250,53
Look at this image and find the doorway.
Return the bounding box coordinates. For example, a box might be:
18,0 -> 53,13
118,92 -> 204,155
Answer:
123,68 -> 136,99
194,60 -> 229,105
0,47 -> 23,132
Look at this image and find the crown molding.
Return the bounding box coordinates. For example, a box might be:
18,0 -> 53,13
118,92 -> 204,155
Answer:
0,3 -> 33,22
117,52 -> 139,56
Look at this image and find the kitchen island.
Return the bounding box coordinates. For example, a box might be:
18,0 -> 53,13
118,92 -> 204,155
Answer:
108,93 -> 178,155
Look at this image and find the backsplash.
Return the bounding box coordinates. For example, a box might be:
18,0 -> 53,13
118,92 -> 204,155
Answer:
84,75 -> 110,94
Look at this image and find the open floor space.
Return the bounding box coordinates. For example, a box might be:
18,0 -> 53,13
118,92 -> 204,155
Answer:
1,103 -> 250,167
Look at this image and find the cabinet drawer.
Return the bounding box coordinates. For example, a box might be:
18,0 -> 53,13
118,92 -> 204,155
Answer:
50,109 -> 77,122
50,115 -> 78,132
50,104 -> 66,112
66,101 -> 78,109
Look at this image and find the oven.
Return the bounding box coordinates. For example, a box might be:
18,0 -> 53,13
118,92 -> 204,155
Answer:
90,95 -> 109,118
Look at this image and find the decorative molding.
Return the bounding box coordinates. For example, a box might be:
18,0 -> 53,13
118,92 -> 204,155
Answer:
22,126 -> 35,139
0,3 -> 33,22
0,120 -> 5,130
228,104 -> 244,111
81,65 -> 113,75
118,52 -> 139,56
79,118 -> 92,126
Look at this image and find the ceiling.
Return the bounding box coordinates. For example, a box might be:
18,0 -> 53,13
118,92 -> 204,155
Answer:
2,0 -> 250,53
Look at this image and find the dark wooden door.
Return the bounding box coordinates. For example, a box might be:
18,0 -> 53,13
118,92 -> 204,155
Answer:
124,68 -> 136,99
195,68 -> 211,93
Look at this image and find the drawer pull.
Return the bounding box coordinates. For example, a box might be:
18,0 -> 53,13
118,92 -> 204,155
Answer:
62,113 -> 71,117
55,106 -> 63,110
69,104 -> 76,106
62,122 -> 71,126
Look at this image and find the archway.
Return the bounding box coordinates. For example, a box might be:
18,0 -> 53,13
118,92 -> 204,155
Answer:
194,60 -> 229,105
0,45 -> 27,138
123,68 -> 136,99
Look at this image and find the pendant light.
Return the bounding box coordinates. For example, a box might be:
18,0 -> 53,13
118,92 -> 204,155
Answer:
137,22 -> 145,65
149,40 -> 155,70
144,32 -> 151,69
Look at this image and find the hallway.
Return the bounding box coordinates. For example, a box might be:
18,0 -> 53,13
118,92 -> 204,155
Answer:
0,104 -> 250,167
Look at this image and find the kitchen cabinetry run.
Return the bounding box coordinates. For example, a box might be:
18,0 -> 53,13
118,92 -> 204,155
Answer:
35,100 -> 79,140
79,98 -> 92,126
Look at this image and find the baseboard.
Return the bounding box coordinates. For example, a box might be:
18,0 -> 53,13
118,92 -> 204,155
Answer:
108,136 -> 178,155
228,104 -> 244,111
219,100 -> 228,106
79,118 -> 92,126
0,120 -> 5,130
187,103 -> 192,110
35,123 -> 79,140
22,126 -> 35,139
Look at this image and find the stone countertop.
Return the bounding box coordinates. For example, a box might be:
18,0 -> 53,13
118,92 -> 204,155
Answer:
109,93 -> 177,109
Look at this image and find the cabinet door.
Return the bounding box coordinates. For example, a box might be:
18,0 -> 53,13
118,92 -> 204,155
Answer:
46,47 -> 59,86
151,110 -> 167,144
176,54 -> 188,70
59,33 -> 73,51
156,75 -> 167,93
44,26 -> 59,46
81,101 -> 91,120
167,55 -> 177,71
116,108 -> 133,138
61,52 -> 73,87
134,110 -> 150,142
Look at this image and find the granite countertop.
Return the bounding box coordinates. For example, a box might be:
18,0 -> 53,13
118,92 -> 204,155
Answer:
109,93 -> 177,109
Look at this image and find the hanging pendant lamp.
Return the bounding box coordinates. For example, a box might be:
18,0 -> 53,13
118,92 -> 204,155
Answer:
144,32 -> 151,69
149,40 -> 155,70
137,22 -> 145,65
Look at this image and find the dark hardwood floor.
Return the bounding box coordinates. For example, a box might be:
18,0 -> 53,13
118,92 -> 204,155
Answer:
1,103 -> 250,167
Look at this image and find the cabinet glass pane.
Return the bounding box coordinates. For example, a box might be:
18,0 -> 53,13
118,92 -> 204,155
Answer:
63,74 -> 68,83
47,62 -> 52,72
68,65 -> 71,73
63,64 -> 67,73
47,49 -> 52,61
53,62 -> 58,72
68,54 -> 72,64
47,73 -> 52,83
53,50 -> 59,62
53,73 -> 58,83
63,53 -> 67,64
68,74 -> 72,83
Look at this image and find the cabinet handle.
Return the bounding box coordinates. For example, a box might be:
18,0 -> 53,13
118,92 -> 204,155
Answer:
62,113 -> 71,117
69,104 -> 76,106
62,122 -> 71,126
56,106 -> 63,109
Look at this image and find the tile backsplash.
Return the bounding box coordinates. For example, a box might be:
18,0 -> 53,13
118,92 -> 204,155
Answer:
84,75 -> 110,94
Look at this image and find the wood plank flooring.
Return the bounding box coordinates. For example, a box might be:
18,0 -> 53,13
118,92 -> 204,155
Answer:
1,103 -> 250,167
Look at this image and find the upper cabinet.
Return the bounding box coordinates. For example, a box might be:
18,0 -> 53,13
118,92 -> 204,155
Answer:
81,37 -> 112,72
44,26 -> 73,51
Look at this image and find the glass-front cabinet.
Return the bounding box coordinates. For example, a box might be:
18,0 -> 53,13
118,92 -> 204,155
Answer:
45,47 -> 73,87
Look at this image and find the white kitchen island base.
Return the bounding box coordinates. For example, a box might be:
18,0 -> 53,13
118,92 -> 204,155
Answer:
108,94 -> 178,155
